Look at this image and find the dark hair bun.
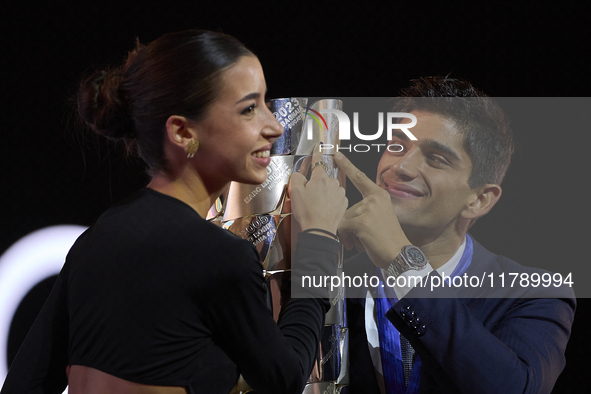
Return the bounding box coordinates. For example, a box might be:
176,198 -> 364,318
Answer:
77,66 -> 134,140
75,30 -> 252,174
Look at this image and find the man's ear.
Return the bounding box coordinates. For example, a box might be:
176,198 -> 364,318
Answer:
462,184 -> 502,221
165,115 -> 198,150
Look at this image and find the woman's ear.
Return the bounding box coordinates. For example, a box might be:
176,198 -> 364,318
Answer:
165,115 -> 198,150
461,184 -> 503,221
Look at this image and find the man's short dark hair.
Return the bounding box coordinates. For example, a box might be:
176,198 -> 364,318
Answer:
392,76 -> 514,188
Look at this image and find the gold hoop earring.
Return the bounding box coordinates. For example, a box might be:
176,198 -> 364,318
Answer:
186,139 -> 199,158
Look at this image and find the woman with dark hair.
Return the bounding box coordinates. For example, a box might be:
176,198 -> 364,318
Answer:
1,30 -> 347,394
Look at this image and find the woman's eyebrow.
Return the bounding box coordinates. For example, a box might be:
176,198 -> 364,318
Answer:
235,92 -> 260,104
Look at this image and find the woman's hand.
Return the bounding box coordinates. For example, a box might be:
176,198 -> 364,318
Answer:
290,146 -> 348,235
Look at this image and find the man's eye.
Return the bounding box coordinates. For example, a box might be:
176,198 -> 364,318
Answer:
427,154 -> 448,166
242,105 -> 256,115
387,142 -> 405,153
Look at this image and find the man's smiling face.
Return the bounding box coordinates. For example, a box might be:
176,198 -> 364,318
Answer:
376,111 -> 475,237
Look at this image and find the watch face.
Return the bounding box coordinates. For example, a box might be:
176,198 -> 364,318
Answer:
404,246 -> 427,267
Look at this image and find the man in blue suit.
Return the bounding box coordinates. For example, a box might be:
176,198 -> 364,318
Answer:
334,77 -> 575,393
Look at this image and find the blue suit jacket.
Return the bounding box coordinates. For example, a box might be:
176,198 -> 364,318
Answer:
345,238 -> 576,394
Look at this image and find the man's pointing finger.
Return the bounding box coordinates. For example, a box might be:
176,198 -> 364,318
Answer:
334,152 -> 381,198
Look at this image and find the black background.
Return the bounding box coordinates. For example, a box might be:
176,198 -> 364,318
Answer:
1,1 -> 589,392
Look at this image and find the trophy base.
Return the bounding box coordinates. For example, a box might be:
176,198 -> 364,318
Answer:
230,379 -> 348,394
302,382 -> 347,394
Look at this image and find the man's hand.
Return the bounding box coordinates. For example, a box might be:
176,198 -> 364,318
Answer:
334,152 -> 410,269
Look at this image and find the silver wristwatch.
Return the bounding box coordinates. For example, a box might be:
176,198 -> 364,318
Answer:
386,245 -> 429,278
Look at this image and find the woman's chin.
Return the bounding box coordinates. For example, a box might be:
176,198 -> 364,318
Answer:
237,171 -> 267,186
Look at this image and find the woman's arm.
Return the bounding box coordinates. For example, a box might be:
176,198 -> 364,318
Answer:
1,265 -> 70,394
206,233 -> 340,394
